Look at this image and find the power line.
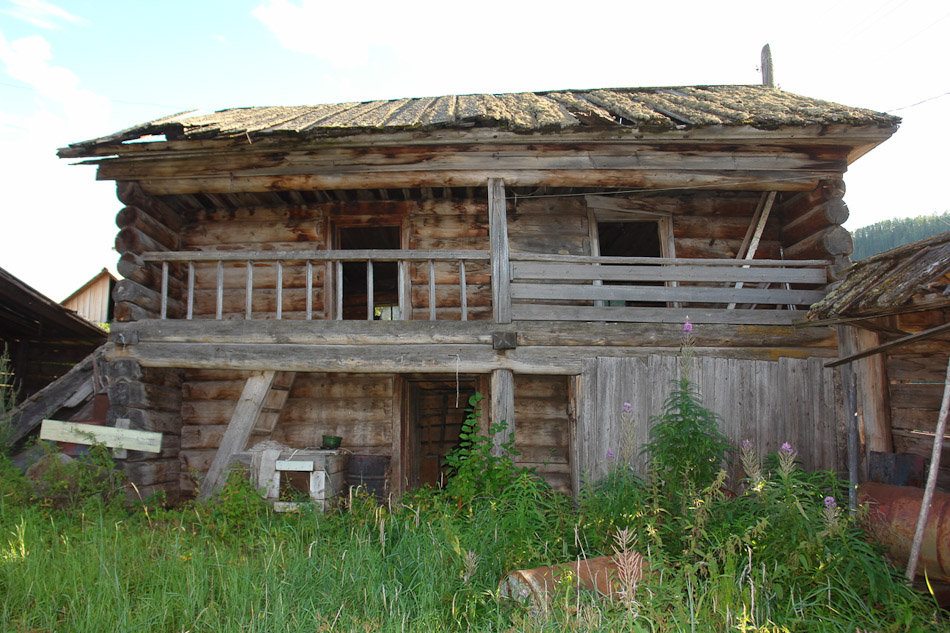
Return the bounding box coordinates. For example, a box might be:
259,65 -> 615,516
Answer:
887,89 -> 950,113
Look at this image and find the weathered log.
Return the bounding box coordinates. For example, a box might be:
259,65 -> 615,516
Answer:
114,301 -> 159,323
782,198 -> 850,245
124,459 -> 181,487
117,252 -> 184,295
108,379 -> 181,412
116,181 -> 183,231
116,206 -> 179,250
115,226 -> 171,256
113,279 -> 184,318
107,405 -> 182,435
100,359 -> 182,387
784,225 -> 853,259
777,179 -> 845,218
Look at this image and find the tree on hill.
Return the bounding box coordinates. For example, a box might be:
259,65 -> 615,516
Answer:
852,212 -> 950,259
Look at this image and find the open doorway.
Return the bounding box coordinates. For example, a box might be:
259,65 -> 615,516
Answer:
404,377 -> 478,489
335,225 -> 401,319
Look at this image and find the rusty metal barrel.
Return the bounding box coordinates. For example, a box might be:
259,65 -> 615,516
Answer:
499,553 -> 647,608
858,482 -> 950,581
347,455 -> 389,502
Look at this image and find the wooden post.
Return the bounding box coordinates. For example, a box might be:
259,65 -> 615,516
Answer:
490,368 -> 515,457
906,357 -> 950,581
489,178 -> 512,324
459,259 -> 468,321
198,370 -> 277,500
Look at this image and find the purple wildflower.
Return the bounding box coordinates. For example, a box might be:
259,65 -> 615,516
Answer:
824,496 -> 836,509
622,402 -> 634,413
741,439 -> 752,449
780,442 -> 793,454
682,319 -> 693,335
606,449 -> 616,459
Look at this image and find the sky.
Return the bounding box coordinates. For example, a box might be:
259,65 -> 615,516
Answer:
1,0 -> 948,300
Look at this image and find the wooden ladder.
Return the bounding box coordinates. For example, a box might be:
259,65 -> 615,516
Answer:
197,371 -> 296,500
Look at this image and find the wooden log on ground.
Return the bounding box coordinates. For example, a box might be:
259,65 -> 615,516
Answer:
116,206 -> 179,250
784,225 -> 853,259
782,198 -> 850,245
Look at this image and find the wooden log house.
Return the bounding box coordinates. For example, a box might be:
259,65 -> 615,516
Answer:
58,86 -> 899,503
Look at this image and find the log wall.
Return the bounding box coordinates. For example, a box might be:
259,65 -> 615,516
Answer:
513,375 -> 571,495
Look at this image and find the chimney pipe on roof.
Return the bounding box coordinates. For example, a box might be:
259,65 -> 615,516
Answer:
761,44 -> 775,88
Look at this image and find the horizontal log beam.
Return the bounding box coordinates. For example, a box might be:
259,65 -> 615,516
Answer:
105,341 -> 835,375
110,318 -> 838,348
125,169 -> 836,195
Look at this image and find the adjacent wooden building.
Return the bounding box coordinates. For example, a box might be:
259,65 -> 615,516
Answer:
58,85 -> 900,502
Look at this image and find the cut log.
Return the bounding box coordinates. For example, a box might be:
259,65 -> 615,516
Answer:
113,279 -> 184,318
117,252 -> 184,295
107,379 -> 182,412
776,179 -> 845,218
782,199 -> 850,245
115,226 -> 172,256
115,181 -> 183,231
115,206 -> 179,250
784,225 -> 853,259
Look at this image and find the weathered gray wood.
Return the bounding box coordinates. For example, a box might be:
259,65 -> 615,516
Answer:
906,357 -> 950,580
251,371 -> 296,434
511,262 -> 826,284
513,304 -> 807,325
197,370 -> 277,500
40,419 -> 162,453
489,178 -> 511,323
113,318 -> 837,348
510,253 -> 828,267
490,369 -> 515,456
428,259 -> 436,321
784,225 -> 853,259
142,249 -> 490,262
113,279 -> 183,317
511,282 -> 824,305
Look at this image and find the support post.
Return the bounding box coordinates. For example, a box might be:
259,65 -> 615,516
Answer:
198,370 -> 276,500
489,178 -> 511,324
490,368 -> 515,457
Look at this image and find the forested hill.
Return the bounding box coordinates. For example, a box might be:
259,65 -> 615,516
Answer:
852,213 -> 950,259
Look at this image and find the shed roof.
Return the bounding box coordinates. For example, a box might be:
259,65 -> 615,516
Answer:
61,85 -> 899,156
0,266 -> 108,341
807,232 -> 950,322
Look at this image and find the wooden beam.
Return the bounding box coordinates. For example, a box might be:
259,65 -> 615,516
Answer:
490,369 -> 515,456
489,178 -> 511,324
197,370 -> 277,500
826,321 -> 950,368
40,419 -> 162,453
728,191 -> 777,309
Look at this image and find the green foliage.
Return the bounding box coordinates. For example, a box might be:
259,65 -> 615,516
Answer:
852,212 -> 950,259
204,468 -> 270,536
642,375 -> 732,497
0,344 -> 19,451
31,443 -> 127,510
443,393 -> 521,505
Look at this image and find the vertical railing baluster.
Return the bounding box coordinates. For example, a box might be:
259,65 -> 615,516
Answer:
459,259 -> 467,321
276,260 -> 283,320
366,260 -> 374,321
429,259 -> 436,321
216,260 -> 223,320
398,260 -> 407,321
306,260 -> 313,320
335,261 -> 343,320
245,261 -> 253,320
160,261 -> 168,319
186,262 -> 194,320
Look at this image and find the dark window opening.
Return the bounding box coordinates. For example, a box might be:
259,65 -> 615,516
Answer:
407,379 -> 477,489
336,226 -> 401,320
597,221 -> 663,307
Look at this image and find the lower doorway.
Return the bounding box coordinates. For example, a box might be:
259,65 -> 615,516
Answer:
404,377 -> 479,489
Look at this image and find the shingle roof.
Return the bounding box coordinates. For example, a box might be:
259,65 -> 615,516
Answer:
62,85 -> 899,154
807,232 -> 950,321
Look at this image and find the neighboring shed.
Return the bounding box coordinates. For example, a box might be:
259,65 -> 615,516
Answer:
808,232 -> 950,488
62,268 -> 116,326
0,266 -> 107,399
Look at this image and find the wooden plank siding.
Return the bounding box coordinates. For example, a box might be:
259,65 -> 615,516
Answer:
575,355 -> 843,491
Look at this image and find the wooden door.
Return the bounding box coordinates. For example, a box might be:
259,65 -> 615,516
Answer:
406,378 -> 477,489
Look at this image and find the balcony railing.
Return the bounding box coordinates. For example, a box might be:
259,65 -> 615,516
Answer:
509,253 -> 829,324
140,250 -> 829,325
141,249 -> 490,321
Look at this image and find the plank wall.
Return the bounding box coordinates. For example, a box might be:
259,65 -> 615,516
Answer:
513,375 -> 571,495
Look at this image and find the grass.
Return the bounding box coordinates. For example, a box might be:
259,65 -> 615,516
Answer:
0,444 -> 944,633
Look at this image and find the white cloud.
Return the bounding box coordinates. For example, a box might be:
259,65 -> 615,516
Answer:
2,0 -> 87,30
